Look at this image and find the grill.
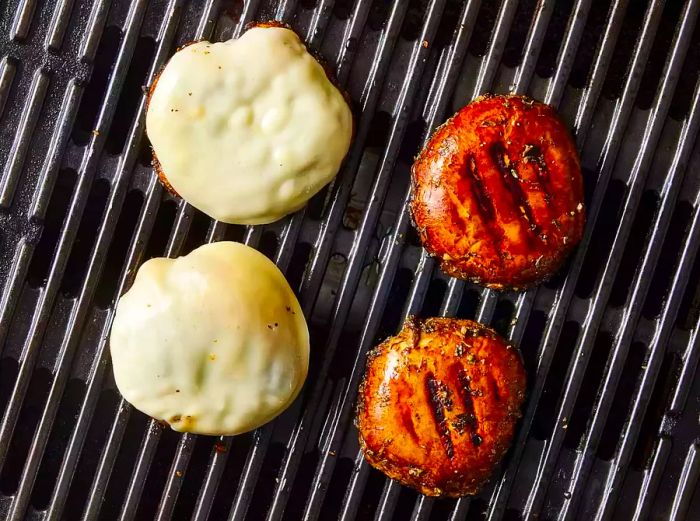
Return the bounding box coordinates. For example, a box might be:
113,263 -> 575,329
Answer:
0,0 -> 699,519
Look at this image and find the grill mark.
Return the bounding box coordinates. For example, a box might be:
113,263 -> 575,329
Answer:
487,373 -> 501,403
490,142 -> 543,239
425,373 -> 455,459
454,368 -> 487,447
454,368 -> 478,431
460,153 -> 504,255
464,153 -> 496,222
401,406 -> 419,442
438,381 -> 454,411
523,143 -> 554,207
447,186 -> 504,263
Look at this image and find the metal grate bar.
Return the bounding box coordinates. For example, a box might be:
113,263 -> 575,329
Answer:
671,333 -> 700,411
409,495 -> 433,521
339,450 -> 371,521
633,436 -> 674,521
471,0 -> 519,99
0,68 -> 49,209
0,242 -> 32,342
573,0 -> 630,142
511,0 -> 557,94
10,0 -> 37,41
191,436 -> 228,521
275,0 -> 299,21
522,2 -> 699,516
328,9 -> 367,83
373,480 -> 401,521
227,429 -> 270,520
119,424 -> 161,521
333,1 -> 372,86
29,81 -> 83,220
670,444 -> 700,521
561,59 -> 700,520
544,0 -> 592,105
438,266 -> 465,316
0,55 -> 16,118
79,0 -> 111,63
82,400 -> 131,520
163,201 -> 196,257
666,287 -> 700,415
485,1 -> 669,517
45,0 -> 76,51
304,0 -> 335,46
155,433 -> 197,521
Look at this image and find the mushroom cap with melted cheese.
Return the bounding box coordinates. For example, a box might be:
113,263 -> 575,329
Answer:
146,26 -> 353,224
109,241 -> 309,435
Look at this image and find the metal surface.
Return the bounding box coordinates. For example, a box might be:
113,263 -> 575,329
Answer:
0,0 -> 698,520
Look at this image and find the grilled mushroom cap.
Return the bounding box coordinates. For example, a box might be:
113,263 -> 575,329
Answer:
356,317 -> 526,497
411,94 -> 585,290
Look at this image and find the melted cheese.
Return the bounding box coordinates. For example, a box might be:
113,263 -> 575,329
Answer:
109,242 -> 309,435
146,27 -> 353,224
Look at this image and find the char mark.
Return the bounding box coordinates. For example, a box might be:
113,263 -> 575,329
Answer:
490,142 -> 542,236
523,143 -> 554,206
463,153 -> 496,222
487,373 -> 501,402
401,406 -> 420,442
523,144 -> 548,176
425,373 -> 455,459
454,367 -> 484,447
455,368 -> 478,430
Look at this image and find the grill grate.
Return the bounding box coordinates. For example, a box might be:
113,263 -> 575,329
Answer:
0,0 -> 699,520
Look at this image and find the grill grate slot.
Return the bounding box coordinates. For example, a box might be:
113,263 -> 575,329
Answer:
0,0 -> 699,520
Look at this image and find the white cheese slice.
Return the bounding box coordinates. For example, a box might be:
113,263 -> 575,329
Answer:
146,27 -> 353,224
109,241 -> 309,435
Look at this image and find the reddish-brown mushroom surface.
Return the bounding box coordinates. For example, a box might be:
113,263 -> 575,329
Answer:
411,94 -> 585,290
356,317 -> 526,497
